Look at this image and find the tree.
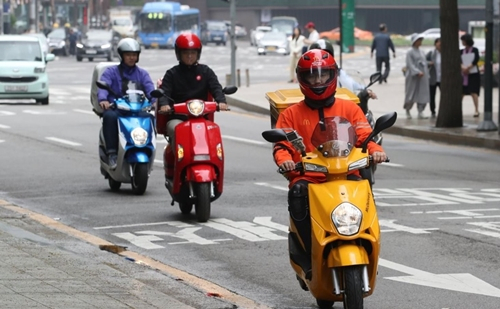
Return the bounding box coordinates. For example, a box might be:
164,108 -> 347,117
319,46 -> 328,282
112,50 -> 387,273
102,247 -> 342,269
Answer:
436,0 -> 463,128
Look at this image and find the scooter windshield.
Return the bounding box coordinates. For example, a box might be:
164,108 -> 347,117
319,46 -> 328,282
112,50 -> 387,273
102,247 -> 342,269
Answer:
310,116 -> 357,158
125,89 -> 145,103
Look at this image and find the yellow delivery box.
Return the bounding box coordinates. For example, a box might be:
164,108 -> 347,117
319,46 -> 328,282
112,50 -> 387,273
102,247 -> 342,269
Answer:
266,87 -> 360,128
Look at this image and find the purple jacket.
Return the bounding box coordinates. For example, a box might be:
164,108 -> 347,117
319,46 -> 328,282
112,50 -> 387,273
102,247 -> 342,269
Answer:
97,63 -> 155,103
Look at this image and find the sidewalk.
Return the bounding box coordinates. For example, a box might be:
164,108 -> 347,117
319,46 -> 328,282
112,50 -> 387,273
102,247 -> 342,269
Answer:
0,203 -> 236,309
227,75 -> 500,150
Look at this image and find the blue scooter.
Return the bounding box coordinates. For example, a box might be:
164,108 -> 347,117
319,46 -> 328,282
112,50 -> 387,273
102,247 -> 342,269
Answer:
96,81 -> 156,195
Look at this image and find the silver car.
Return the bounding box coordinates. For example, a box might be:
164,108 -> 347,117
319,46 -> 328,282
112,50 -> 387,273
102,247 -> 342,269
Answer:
250,26 -> 271,46
257,31 -> 290,56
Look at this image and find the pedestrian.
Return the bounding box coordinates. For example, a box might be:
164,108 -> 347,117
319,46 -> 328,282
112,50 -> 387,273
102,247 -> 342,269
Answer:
69,28 -> 78,56
460,34 -> 481,117
288,27 -> 305,83
370,23 -> 396,84
426,38 -> 441,118
302,22 -> 319,54
403,33 -> 430,119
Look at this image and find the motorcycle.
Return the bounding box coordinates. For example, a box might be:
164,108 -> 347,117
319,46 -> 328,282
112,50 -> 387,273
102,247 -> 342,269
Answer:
95,81 -> 156,195
151,86 -> 237,222
262,112 -> 397,309
340,70 -> 383,185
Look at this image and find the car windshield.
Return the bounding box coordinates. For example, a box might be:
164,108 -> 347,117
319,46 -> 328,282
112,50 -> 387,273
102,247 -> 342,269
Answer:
86,31 -> 111,40
262,32 -> 286,40
0,41 -> 43,61
310,117 -> 357,158
207,23 -> 226,31
48,29 -> 65,39
113,18 -> 131,26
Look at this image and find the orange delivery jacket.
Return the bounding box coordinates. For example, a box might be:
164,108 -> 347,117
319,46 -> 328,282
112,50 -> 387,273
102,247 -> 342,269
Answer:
273,98 -> 384,187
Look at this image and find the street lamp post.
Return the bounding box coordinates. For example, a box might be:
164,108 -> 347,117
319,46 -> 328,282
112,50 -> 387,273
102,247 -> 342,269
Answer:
229,0 -> 236,86
477,0 -> 498,131
0,0 -> 4,35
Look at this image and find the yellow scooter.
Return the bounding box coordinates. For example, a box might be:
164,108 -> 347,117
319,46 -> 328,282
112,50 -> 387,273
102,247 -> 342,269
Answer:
262,112 -> 397,309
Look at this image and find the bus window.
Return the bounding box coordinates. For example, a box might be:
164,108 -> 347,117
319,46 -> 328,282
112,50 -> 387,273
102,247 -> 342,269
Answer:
140,13 -> 172,32
175,14 -> 199,32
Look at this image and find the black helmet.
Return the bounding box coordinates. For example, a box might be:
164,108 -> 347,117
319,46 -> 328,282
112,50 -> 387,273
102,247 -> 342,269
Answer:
117,38 -> 141,63
309,39 -> 334,57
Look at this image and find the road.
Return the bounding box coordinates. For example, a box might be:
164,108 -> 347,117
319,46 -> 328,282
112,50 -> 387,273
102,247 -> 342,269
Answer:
1,42 -> 500,309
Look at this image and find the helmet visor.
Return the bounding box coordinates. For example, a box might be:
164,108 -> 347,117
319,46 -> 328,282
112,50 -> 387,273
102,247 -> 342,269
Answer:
298,67 -> 336,87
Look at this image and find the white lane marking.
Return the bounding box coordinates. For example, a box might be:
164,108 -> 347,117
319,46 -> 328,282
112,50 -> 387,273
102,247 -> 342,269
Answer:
94,221 -> 174,230
255,182 -> 288,191
0,140 -> 5,143
222,134 -> 267,145
0,111 -> 16,116
45,137 -> 82,146
74,109 -> 95,115
154,159 -> 163,165
383,162 -> 404,167
0,124 -> 11,129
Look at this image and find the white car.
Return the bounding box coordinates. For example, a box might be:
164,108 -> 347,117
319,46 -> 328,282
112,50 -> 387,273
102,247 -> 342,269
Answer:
250,26 -> 272,46
405,28 -> 441,41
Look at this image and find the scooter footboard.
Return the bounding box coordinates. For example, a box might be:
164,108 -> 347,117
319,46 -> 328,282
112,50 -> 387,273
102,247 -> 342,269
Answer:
186,164 -> 216,182
327,243 -> 369,268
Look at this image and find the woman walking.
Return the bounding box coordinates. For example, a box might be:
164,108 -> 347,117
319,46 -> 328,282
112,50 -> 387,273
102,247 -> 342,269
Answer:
404,33 -> 430,119
460,34 -> 481,117
288,27 -> 305,83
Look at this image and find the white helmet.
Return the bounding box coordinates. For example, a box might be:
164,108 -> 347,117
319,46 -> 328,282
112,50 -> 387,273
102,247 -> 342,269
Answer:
117,38 -> 141,62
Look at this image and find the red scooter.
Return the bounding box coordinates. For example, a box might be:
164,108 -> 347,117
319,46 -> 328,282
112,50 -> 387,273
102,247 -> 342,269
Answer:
151,87 -> 237,222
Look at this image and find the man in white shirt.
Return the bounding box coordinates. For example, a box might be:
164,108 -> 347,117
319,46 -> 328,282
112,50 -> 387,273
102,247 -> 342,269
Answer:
302,22 -> 319,54
426,38 -> 441,118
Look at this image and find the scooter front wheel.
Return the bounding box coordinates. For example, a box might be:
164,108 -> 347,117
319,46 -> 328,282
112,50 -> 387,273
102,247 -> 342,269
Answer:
131,163 -> 149,195
194,182 -> 211,222
342,266 -> 364,309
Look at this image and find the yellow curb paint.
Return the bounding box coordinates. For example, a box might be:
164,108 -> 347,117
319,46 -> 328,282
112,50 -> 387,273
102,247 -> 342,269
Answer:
0,201 -> 272,309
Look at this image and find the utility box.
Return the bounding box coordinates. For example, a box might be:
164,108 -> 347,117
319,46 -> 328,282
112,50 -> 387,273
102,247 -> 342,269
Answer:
266,88 -> 360,128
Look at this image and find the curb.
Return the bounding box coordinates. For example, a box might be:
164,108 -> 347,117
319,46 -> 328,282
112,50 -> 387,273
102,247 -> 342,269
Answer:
386,125 -> 500,149
227,96 -> 269,115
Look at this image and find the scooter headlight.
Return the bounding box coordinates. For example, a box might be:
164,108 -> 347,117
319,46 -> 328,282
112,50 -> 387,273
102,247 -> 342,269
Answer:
331,202 -> 362,236
131,128 -> 148,145
187,99 -> 205,116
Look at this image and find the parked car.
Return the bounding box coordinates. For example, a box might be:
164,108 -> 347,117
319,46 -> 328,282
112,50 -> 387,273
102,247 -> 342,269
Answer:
0,35 -> 55,105
76,29 -> 118,62
224,21 -> 248,39
23,32 -> 50,56
47,28 -> 68,56
250,26 -> 272,46
257,31 -> 290,56
404,28 -> 441,41
200,20 -> 228,46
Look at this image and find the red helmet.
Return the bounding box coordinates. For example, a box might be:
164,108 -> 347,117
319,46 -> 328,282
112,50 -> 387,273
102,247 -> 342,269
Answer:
175,33 -> 202,61
296,49 -> 338,101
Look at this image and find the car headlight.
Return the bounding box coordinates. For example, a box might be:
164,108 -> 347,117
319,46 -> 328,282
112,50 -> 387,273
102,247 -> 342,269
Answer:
187,99 -> 204,116
34,67 -> 45,73
131,128 -> 148,145
331,202 -> 362,236
101,43 -> 111,49
76,43 -> 83,48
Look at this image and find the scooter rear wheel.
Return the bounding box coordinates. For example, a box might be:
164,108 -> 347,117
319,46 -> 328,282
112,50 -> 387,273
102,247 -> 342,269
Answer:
179,202 -> 193,214
194,182 -> 211,222
316,299 -> 334,309
108,177 -> 121,191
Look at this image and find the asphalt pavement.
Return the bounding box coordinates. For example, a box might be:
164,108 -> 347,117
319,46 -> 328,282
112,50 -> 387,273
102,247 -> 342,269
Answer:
226,73 -> 500,150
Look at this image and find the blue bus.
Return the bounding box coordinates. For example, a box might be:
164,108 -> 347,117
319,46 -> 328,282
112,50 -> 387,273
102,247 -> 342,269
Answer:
137,2 -> 200,49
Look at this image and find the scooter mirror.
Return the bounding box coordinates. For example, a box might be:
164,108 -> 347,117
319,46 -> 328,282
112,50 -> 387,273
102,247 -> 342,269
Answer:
150,89 -> 165,98
262,129 -> 288,143
361,112 -> 397,153
368,72 -> 382,87
223,86 -> 238,95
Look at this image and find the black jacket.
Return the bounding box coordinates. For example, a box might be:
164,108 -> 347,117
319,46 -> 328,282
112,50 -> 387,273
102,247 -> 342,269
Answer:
159,62 -> 226,108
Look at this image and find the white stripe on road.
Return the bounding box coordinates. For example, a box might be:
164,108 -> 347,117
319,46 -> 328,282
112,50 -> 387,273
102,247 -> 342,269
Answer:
0,124 -> 11,129
45,137 -> 82,146
0,140 -> 4,143
383,162 -> 404,167
255,182 -> 288,191
222,135 -> 267,145
74,109 -> 95,115
154,159 -> 163,165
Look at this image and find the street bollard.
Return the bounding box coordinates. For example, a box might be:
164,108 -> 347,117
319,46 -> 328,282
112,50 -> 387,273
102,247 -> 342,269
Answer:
226,74 -> 231,87
237,69 -> 241,87
246,68 -> 250,87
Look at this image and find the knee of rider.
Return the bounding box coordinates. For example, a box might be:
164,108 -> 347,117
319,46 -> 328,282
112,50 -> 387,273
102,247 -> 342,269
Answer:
288,182 -> 309,221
